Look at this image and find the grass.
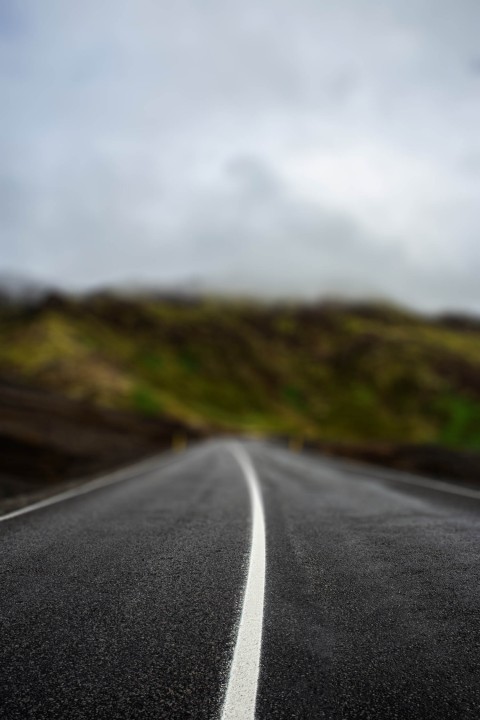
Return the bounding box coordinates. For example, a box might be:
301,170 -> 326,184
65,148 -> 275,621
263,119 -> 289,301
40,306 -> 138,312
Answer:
1,293 -> 480,449
437,394 -> 480,449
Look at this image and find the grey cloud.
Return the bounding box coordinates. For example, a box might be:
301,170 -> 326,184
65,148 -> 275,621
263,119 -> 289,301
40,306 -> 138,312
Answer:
157,156 -> 480,313
1,0 -> 480,313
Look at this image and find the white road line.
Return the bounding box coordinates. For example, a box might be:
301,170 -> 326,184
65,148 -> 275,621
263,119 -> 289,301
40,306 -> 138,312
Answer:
222,443 -> 266,720
0,446 -> 205,523
359,469 -> 480,501
268,445 -> 480,502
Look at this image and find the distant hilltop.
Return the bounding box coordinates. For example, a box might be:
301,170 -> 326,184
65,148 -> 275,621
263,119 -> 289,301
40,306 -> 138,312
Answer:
1,274 -> 480,328
1,287 -> 480,449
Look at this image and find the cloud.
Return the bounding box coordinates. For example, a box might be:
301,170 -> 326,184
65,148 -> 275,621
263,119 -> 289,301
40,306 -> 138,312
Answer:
1,0 -> 480,312
168,155 -> 480,312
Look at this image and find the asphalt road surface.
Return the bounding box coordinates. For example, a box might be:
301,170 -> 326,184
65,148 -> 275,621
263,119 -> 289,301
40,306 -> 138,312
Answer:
1,440 -> 480,719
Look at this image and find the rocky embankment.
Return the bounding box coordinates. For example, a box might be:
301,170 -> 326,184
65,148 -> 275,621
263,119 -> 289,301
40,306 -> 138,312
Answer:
0,378 -> 204,513
312,440 -> 480,485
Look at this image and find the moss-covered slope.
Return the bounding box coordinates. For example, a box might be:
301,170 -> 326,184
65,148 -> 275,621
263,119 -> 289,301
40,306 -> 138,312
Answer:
1,293 -> 480,449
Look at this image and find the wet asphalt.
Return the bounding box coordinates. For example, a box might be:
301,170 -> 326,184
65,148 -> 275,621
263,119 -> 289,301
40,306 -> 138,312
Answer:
1,440 -> 480,719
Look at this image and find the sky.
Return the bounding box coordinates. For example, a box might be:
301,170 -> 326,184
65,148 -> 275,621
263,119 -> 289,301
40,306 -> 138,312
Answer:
1,0 -> 480,312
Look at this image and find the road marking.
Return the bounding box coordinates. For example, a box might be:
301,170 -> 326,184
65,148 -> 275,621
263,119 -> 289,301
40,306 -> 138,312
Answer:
222,444 -> 266,720
0,446 -> 205,523
358,469 -> 480,501
270,444 -> 480,502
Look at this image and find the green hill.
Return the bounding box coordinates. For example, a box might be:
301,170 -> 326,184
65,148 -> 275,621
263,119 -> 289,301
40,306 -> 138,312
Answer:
1,292 -> 480,450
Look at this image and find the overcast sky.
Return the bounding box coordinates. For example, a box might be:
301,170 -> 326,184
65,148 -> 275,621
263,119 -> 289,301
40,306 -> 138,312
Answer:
2,0 -> 480,311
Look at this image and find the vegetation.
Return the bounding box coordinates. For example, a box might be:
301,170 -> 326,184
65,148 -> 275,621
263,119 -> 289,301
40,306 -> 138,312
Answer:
1,292 -> 480,450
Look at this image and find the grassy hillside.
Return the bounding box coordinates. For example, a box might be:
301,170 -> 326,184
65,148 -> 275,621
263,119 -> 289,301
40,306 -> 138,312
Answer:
1,292 -> 480,450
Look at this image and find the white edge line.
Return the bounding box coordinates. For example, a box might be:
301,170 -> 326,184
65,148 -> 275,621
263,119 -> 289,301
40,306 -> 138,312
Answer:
358,470 -> 480,501
272,444 -> 480,501
0,445 -> 204,523
221,443 -> 266,720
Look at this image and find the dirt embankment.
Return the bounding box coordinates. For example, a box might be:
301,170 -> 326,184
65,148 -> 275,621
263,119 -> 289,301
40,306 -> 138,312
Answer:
311,440 -> 480,485
0,378 -> 204,511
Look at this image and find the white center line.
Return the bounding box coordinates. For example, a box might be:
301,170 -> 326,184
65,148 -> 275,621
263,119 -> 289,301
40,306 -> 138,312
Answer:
222,443 -> 266,720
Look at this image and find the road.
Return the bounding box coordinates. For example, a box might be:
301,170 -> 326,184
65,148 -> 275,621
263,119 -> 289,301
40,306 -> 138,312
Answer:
1,440 -> 480,719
